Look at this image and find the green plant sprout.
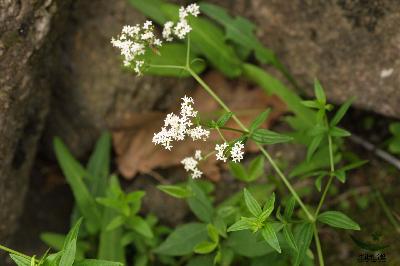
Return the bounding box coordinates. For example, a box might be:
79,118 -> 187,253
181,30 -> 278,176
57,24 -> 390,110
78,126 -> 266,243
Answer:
0,219 -> 123,266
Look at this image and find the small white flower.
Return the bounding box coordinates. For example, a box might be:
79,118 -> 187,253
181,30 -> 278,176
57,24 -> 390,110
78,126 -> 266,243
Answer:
161,4 -> 200,42
192,169 -> 203,179
162,21 -> 174,41
154,38 -> 162,46
143,20 -> 153,30
112,20 -> 160,74
188,126 -> 210,141
174,19 -> 192,39
181,156 -> 203,179
141,31 -> 154,40
179,6 -> 188,20
153,95 -> 210,150
180,96 -> 197,118
134,60 -> 144,75
195,150 -> 202,160
215,142 -> 228,162
186,3 -> 200,17
181,156 -> 198,172
231,142 -> 244,162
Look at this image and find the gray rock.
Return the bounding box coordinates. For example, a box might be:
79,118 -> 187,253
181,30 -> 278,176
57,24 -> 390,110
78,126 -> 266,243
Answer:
231,0 -> 400,118
0,0 -> 71,244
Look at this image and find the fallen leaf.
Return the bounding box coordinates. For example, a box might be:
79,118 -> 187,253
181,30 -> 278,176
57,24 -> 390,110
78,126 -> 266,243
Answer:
111,72 -> 287,181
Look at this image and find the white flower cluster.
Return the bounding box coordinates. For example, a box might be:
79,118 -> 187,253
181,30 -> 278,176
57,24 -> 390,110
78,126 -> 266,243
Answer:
162,3 -> 200,41
112,4 -> 200,74
111,21 -> 162,73
181,150 -> 203,178
152,96 -> 210,150
215,141 -> 245,163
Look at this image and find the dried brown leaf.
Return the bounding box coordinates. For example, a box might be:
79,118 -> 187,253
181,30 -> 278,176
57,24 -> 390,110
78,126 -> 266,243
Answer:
112,72 -> 287,181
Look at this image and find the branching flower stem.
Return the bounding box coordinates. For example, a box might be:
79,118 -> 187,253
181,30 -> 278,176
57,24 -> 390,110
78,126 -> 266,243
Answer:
148,37 -> 331,265
313,223 -> 324,266
147,62 -> 315,222
186,66 -> 315,221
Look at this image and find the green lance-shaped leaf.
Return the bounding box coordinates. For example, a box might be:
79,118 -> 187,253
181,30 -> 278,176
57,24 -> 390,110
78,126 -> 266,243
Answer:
283,225 -> 298,251
200,3 -> 276,65
157,184 -> 193,198
243,188 -> 262,217
247,156 -> 265,182
105,216 -> 125,231
63,218 -> 83,250
207,224 -> 219,244
42,252 -> 62,266
96,197 -> 129,217
53,138 -> 101,234
250,128 -> 293,145
329,127 -> 351,137
193,241 -> 218,254
301,100 -> 321,109
59,241 -> 76,266
226,231 -> 275,258
187,181 -> 214,223
73,259 -> 124,266
86,132 -> 111,198
9,254 -> 31,266
294,223 -> 313,266
315,174 -> 324,192
229,162 -> 248,181
249,109 -> 271,132
314,79 -> 326,105
330,98 -> 354,127
338,160 -> 368,172
318,211 -> 361,230
126,190 -> 145,215
58,218 -> 84,266
216,112 -> 233,127
307,134 -> 324,162
227,217 -> 257,232
126,216 -> 154,238
335,170 -> 346,183
97,202 -> 125,262
261,223 -> 281,253
284,196 -> 296,221
259,193 -> 275,222
154,223 -> 208,256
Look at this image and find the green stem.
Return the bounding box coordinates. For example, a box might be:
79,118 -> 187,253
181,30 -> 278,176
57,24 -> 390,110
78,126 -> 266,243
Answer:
219,126 -> 247,134
186,35 -> 191,67
215,127 -> 227,142
148,64 -> 186,70
187,67 -> 315,222
315,134 -> 335,216
313,224 -> 325,266
0,244 -> 35,261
